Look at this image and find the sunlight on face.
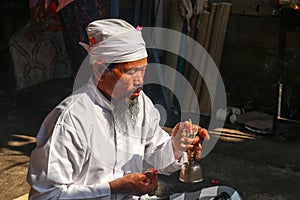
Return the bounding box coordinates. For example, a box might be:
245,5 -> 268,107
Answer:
98,58 -> 148,101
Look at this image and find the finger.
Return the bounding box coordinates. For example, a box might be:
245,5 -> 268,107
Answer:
179,143 -> 188,151
198,127 -> 210,140
182,121 -> 191,130
176,140 -> 190,152
179,121 -> 192,132
178,138 -> 194,151
181,137 -> 191,144
190,135 -> 200,145
185,144 -> 195,149
172,122 -> 187,139
182,137 -> 198,145
172,122 -> 181,136
195,145 -> 201,160
183,137 -> 201,149
180,141 -> 195,150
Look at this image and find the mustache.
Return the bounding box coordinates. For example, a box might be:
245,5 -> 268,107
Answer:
117,85 -> 143,99
134,85 -> 143,91
129,85 -> 143,94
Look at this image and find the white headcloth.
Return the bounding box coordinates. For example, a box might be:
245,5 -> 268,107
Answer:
79,19 -> 147,65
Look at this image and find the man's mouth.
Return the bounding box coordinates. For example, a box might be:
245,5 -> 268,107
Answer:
130,88 -> 142,99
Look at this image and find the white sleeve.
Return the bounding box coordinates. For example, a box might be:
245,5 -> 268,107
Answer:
59,182 -> 111,200
28,123 -> 112,200
143,106 -> 187,175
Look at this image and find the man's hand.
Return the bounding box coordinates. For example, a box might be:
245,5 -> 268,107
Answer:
171,121 -> 209,160
109,172 -> 158,196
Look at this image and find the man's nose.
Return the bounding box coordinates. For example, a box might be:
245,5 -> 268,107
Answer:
133,71 -> 144,85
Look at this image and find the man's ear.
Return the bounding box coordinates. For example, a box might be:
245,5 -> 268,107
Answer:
93,62 -> 106,81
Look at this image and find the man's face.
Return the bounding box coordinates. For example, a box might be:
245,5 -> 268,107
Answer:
98,58 -> 148,101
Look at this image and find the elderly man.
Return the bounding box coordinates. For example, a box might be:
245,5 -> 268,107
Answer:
27,19 -> 209,199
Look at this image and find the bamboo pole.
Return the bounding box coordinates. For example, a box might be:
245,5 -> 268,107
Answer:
198,3 -> 232,116
204,3 -> 218,50
163,0 -> 185,109
193,11 -> 210,102
208,2 -> 231,66
197,10 -> 210,46
198,2 -> 218,115
214,2 -> 232,67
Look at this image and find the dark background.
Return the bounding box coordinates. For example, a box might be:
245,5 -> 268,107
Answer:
0,1 -> 300,199
1,0 -> 299,121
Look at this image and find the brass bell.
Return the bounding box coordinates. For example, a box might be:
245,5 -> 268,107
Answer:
179,160 -> 203,183
179,119 -> 204,183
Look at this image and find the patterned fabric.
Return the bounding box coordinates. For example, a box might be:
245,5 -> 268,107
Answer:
57,0 -> 110,76
9,23 -> 71,90
137,186 -> 243,199
169,186 -> 243,200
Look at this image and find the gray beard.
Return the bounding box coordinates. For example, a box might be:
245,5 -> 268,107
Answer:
112,98 -> 140,136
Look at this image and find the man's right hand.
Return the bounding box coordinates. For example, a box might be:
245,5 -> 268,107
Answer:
109,172 -> 158,196
171,121 -> 209,160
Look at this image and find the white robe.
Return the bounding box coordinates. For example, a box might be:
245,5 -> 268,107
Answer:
27,79 -> 186,199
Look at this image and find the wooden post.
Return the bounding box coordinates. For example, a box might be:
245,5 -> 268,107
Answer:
204,3 -> 218,50
163,0 -> 185,109
193,11 -> 210,101
198,2 -> 232,116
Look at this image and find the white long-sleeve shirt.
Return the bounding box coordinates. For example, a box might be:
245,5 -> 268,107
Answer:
27,79 -> 186,199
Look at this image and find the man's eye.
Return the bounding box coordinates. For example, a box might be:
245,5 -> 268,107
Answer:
126,69 -> 136,75
126,67 -> 146,75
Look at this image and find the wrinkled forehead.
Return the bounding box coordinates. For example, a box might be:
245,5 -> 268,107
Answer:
102,58 -> 148,71
116,58 -> 148,71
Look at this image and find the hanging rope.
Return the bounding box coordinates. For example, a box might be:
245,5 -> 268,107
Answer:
179,0 -> 193,32
179,0 -> 203,32
193,0 -> 203,15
